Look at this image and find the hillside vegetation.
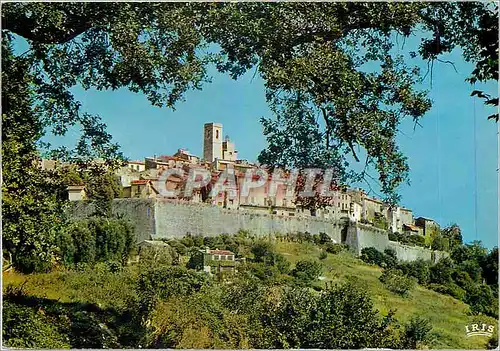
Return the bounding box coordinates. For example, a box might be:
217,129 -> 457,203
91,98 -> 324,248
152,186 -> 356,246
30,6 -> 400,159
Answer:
3,231 -> 497,349
273,241 -> 497,349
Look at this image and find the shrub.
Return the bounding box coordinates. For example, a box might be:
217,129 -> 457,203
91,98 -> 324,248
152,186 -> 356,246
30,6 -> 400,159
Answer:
251,241 -> 274,262
458,260 -> 483,282
13,247 -> 53,274
139,245 -> 175,266
167,239 -> 187,256
379,269 -> 417,297
137,266 -> 210,313
407,234 -> 426,247
292,260 -> 322,285
192,234 -> 204,247
325,243 -> 347,254
2,298 -> 70,348
3,283 -> 123,348
464,284 -> 498,317
180,235 -> 195,248
487,335 -> 498,349
383,248 -> 398,268
244,261 -> 283,283
203,236 -> 224,248
58,218 -> 135,267
319,250 -> 328,260
431,234 -> 450,251
360,247 -> 385,266
66,222 -> 96,264
427,283 -> 465,300
401,316 -> 433,349
268,252 -> 291,274
318,232 -> 332,245
301,282 -> 401,349
388,232 -> 398,241
429,257 -> 455,285
397,259 -> 431,285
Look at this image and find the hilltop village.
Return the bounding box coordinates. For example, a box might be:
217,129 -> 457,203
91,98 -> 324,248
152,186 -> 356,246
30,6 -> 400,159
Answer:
51,122 -> 441,241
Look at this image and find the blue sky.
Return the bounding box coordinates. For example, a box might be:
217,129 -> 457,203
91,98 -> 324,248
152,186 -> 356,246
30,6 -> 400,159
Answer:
17,34 -> 497,248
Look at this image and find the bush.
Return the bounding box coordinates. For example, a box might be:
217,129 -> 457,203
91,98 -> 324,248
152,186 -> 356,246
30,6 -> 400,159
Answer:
407,234 -> 426,247
302,282 -> 401,349
13,247 -> 53,273
319,250 -> 328,260
397,259 -> 431,285
360,247 -> 386,266
401,316 -> 433,349
167,239 -> 187,256
383,248 -> 397,268
251,241 -> 275,262
427,283 -> 465,300
292,260 -> 322,285
137,266 -> 210,313
464,284 -> 498,317
244,261 -> 283,283
3,283 -> 123,348
379,269 -> 417,297
139,245 -> 175,266
429,257 -> 455,285
388,232 -> 398,241
58,218 -> 135,267
318,232 -> 332,245
487,335 -> 498,349
325,243 -> 347,254
2,299 -> 70,348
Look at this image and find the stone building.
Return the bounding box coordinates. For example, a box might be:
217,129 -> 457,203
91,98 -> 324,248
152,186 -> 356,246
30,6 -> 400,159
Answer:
128,179 -> 159,199
388,207 -> 414,234
174,149 -> 200,164
127,160 -> 146,172
190,248 -> 236,274
145,155 -> 185,170
361,195 -> 387,223
203,122 -> 223,162
415,217 -> 440,241
222,136 -> 238,161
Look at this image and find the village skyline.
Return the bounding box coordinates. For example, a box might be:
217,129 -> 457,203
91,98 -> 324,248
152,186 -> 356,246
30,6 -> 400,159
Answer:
21,31 -> 497,248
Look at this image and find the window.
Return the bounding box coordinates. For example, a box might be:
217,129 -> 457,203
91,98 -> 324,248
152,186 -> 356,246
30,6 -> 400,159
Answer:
216,130 -> 219,139
221,255 -> 226,260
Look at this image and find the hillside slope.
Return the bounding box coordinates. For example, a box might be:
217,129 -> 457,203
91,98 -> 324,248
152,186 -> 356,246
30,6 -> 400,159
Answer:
275,241 -> 497,349
3,241 -> 497,349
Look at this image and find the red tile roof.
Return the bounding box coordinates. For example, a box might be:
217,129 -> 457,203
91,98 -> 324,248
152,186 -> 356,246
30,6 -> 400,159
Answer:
403,223 -> 420,232
131,179 -> 151,185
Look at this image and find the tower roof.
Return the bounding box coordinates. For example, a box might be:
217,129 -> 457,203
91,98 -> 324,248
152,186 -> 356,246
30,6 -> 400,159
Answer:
204,122 -> 222,128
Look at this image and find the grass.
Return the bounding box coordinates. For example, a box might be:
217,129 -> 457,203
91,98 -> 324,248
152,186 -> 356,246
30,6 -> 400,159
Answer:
3,242 -> 497,349
274,241 -> 498,349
